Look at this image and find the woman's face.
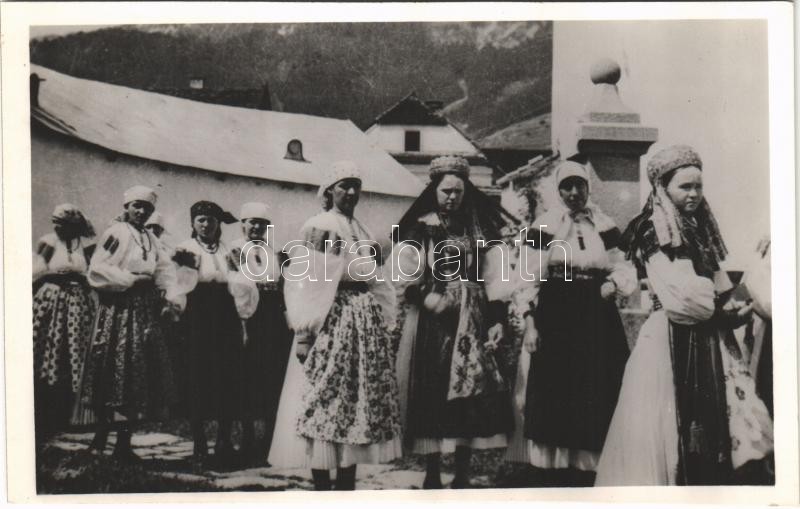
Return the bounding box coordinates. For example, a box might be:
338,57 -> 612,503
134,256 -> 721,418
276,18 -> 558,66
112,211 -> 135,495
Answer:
436,174 -> 465,213
664,166 -> 703,215
193,214 -> 220,242
558,176 -> 589,212
242,218 -> 269,241
331,178 -> 361,216
125,200 -> 154,228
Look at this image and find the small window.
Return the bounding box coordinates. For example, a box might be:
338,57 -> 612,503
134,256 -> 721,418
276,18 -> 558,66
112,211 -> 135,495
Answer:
189,78 -> 205,90
405,130 -> 421,152
285,139 -> 308,162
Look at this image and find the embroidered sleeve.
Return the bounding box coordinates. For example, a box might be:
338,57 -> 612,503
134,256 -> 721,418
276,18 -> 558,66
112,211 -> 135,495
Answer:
87,225 -> 137,291
305,227 -> 343,255
33,237 -> 55,280
600,227 -> 622,251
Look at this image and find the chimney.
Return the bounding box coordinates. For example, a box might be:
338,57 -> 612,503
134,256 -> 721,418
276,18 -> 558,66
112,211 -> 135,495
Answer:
258,81 -> 272,111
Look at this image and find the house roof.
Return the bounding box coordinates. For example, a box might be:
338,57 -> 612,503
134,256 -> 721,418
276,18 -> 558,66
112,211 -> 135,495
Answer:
478,112 -> 552,152
369,92 -> 449,127
496,152 -> 560,186
30,65 -> 423,198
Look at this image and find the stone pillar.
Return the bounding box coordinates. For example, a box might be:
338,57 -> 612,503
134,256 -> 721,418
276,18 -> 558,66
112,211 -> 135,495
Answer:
575,58 -> 658,229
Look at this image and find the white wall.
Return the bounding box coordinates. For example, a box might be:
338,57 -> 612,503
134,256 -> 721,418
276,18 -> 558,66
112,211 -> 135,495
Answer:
31,131 -> 414,251
553,20 -> 769,269
366,124 -> 479,155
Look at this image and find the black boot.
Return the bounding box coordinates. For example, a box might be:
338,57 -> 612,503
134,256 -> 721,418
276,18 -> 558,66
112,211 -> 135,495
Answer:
423,453 -> 443,489
214,419 -> 235,467
312,469 -> 332,491
334,465 -> 357,490
191,420 -> 208,470
241,420 -> 258,466
452,446 -> 472,489
112,425 -> 140,464
87,408 -> 111,456
87,426 -> 110,456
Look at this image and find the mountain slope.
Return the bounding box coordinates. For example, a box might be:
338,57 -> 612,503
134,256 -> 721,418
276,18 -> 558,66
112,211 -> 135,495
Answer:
30,22 -> 552,139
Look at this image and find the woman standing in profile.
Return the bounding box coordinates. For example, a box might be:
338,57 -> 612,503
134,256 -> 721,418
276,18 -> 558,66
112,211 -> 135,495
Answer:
33,204 -> 96,443
595,145 -> 773,485
172,201 -> 258,467
515,161 -> 636,487
281,161 -> 401,491
79,186 -> 180,461
392,155 -> 515,489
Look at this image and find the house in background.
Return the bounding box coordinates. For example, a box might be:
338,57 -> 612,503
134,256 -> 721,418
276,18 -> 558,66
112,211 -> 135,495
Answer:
477,112 -> 552,175
29,65 -> 423,250
364,92 -> 496,192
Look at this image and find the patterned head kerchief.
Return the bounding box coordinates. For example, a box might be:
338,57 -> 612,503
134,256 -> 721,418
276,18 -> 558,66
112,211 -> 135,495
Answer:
429,155 -> 471,180
190,200 -> 237,224
51,203 -> 95,238
646,144 -> 703,186
317,161 -> 362,199
623,144 -> 727,275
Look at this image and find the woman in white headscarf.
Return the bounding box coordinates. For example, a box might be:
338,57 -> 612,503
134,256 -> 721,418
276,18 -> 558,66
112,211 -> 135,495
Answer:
78,186 -> 181,461
276,161 -> 401,490
595,145 -> 773,486
32,204 -> 97,443
514,161 -> 636,487
230,202 -> 293,465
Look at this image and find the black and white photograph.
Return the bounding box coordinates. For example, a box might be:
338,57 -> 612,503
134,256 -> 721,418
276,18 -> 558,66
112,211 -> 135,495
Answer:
1,2 -> 797,504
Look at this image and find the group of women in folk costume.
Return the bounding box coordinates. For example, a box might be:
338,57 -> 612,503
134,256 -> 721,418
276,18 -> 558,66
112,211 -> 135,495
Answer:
32,186 -> 292,467
33,148 -> 774,489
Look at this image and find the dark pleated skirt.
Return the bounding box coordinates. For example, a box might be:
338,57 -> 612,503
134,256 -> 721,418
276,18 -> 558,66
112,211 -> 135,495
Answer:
670,320 -> 734,485
524,277 -> 629,453
242,287 -> 292,419
179,282 -> 244,420
406,283 -> 513,442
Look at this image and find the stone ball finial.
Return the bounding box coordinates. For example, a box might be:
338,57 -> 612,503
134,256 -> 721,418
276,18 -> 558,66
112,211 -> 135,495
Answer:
590,58 -> 621,85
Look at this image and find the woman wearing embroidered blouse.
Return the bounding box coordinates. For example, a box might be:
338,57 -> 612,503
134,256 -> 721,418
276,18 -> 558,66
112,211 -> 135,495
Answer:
172,201 -> 258,467
32,204 -> 97,443
392,155 -> 515,489
281,161 -> 401,491
80,186 -> 181,461
595,145 -> 773,486
515,161 -> 636,487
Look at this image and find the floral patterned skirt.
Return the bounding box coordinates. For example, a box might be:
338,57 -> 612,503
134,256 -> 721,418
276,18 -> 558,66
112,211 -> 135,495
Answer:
33,277 -> 95,432
78,283 -> 176,423
297,288 -> 401,451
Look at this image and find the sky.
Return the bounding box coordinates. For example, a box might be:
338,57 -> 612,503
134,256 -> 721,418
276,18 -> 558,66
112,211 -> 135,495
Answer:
29,25 -> 116,39
553,20 -> 770,270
